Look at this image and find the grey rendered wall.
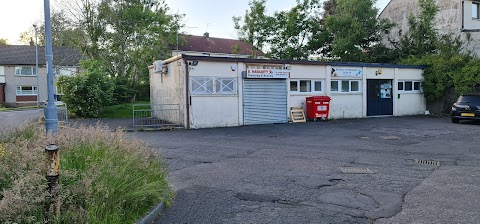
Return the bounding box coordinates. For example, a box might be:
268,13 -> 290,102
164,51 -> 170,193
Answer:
4,66 -> 48,106
149,60 -> 186,127
379,0 -> 480,56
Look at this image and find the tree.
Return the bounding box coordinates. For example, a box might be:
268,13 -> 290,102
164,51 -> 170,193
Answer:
19,10 -> 82,47
40,0 -> 182,102
95,0 -> 181,101
56,0 -> 105,58
233,0 -> 270,58
322,0 -> 336,20
57,59 -> 115,117
0,38 -> 7,45
267,0 -> 323,60
394,0 -> 439,58
325,0 -> 391,62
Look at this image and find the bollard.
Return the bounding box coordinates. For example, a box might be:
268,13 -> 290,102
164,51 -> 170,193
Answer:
45,144 -> 60,222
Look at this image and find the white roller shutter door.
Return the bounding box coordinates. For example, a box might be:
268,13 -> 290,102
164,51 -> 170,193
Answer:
243,79 -> 287,125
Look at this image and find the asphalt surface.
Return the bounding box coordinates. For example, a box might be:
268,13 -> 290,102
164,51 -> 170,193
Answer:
128,116 -> 479,223
0,109 -> 43,135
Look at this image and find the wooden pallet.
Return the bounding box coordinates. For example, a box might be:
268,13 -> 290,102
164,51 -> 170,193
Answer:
290,106 -> 306,123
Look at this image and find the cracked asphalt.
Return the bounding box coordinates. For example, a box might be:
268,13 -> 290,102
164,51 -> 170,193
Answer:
128,116 -> 480,224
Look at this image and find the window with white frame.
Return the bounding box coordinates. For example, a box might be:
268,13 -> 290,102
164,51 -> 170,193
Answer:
55,67 -> 77,77
330,80 -> 361,93
398,81 -> 422,92
15,67 -> 37,76
190,77 -> 237,95
473,2 -> 479,19
16,86 -> 38,95
290,80 -> 324,93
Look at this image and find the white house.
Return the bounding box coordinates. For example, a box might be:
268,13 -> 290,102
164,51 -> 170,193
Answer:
150,55 -> 426,129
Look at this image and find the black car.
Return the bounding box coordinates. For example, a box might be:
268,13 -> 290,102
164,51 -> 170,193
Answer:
451,94 -> 480,123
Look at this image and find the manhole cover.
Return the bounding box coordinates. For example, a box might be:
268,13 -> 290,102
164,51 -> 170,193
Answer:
415,159 -> 440,166
339,167 -> 374,174
380,136 -> 401,140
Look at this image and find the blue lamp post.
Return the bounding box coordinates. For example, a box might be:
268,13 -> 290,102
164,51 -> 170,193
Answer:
43,0 -> 58,135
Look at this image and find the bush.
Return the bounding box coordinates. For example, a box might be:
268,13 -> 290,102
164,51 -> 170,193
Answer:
57,59 -> 115,117
113,77 -> 136,104
402,54 -> 480,102
0,123 -> 171,223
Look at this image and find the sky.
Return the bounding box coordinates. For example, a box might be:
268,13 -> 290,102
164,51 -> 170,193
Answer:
0,0 -> 390,44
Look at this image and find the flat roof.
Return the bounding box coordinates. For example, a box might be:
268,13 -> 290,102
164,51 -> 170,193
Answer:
180,55 -> 426,69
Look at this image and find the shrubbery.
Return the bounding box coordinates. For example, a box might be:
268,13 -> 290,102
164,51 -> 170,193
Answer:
0,123 -> 171,223
57,59 -> 115,117
400,34 -> 480,108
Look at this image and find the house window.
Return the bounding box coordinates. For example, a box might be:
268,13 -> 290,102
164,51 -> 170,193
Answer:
300,80 -> 311,92
398,81 -> 422,93
405,81 -> 413,91
290,80 -> 324,93
331,81 -> 339,92
215,78 -> 237,94
290,81 -> 298,91
55,67 -> 77,77
190,77 -> 237,95
16,86 -> 38,95
15,67 -> 37,76
331,80 -> 361,93
473,2 -> 479,19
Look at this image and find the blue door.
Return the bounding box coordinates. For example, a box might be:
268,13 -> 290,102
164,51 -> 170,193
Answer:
367,80 -> 393,116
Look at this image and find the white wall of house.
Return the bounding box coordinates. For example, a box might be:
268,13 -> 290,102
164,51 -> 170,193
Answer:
4,66 -> 48,106
1,65 -> 80,106
463,0 -> 480,29
288,64 -> 328,113
151,57 -> 426,129
150,60 -> 187,126
394,68 -> 426,116
188,61 -> 241,128
0,66 -> 5,83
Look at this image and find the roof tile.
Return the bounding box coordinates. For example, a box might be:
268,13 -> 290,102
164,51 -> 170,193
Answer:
178,34 -> 264,56
0,45 -> 84,66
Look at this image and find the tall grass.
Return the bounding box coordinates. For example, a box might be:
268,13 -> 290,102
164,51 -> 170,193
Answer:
0,123 -> 171,223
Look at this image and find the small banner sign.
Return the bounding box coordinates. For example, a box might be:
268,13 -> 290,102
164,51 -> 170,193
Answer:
246,69 -> 289,79
331,67 -> 363,77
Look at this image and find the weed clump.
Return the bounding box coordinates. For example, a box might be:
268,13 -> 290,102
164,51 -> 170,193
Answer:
0,123 -> 170,223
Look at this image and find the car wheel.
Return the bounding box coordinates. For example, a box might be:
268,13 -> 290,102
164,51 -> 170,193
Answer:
451,118 -> 460,123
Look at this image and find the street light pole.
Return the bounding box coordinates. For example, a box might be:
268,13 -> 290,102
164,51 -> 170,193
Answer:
44,0 -> 58,135
33,24 -> 40,108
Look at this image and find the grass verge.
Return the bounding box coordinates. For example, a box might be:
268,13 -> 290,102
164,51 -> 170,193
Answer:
0,123 -> 171,223
99,101 -> 150,118
0,106 -> 39,112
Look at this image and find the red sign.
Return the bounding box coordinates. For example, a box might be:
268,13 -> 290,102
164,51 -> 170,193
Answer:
246,69 -> 289,79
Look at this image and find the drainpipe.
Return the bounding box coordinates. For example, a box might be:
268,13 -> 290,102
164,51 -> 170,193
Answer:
183,56 -> 190,129
462,1 -> 465,30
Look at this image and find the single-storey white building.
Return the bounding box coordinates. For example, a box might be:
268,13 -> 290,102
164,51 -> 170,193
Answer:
149,55 -> 426,129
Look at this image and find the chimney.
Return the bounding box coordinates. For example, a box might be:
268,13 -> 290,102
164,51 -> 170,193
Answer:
29,38 -> 34,46
203,32 -> 209,38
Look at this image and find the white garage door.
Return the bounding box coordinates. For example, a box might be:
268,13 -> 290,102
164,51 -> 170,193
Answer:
243,79 -> 287,125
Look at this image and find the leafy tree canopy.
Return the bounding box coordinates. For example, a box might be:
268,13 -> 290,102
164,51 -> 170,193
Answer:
233,0 -> 270,58
0,38 -> 8,45
325,0 -> 392,62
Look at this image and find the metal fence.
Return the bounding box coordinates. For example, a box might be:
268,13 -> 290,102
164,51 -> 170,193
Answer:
132,104 -> 182,127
